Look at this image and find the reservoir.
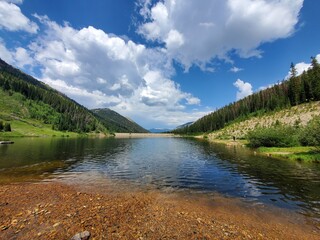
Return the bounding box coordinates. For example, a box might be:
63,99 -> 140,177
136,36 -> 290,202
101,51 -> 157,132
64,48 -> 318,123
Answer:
0,137 -> 319,222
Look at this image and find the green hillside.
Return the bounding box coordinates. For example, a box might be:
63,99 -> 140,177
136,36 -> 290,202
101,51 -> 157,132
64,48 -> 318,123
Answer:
0,59 -> 108,137
0,89 -> 76,137
92,108 -> 149,133
174,58 -> 320,134
208,101 -> 320,140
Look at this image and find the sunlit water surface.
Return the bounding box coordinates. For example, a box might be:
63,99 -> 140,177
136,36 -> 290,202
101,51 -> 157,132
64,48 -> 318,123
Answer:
0,137 -> 319,221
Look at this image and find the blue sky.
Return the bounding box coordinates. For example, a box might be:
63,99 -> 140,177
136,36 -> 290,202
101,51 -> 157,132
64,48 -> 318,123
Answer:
0,0 -> 319,129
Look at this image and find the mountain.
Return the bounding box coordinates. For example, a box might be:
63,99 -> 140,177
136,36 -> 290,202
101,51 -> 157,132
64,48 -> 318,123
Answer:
0,58 -> 108,136
174,57 -> 320,134
149,128 -> 171,133
92,108 -> 149,133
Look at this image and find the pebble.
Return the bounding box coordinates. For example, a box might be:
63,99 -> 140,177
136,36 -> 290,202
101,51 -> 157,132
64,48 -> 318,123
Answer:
53,222 -> 61,228
71,230 -> 91,240
11,219 -> 18,225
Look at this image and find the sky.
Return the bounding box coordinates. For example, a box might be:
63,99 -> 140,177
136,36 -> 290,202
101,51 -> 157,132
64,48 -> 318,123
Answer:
0,0 -> 320,129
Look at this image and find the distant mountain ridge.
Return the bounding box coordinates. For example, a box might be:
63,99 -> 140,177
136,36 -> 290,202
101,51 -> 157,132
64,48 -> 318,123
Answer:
92,108 -> 149,133
149,128 -> 171,133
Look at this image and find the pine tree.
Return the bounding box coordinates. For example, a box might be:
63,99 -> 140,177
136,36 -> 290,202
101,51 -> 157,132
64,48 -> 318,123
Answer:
288,63 -> 301,106
310,57 -> 320,100
289,62 -> 298,78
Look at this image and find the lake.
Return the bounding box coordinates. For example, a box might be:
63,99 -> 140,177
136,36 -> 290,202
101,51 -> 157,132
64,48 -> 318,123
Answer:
0,137 -> 320,222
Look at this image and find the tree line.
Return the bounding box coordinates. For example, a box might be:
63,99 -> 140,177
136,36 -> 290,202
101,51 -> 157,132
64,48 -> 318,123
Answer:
174,57 -> 320,134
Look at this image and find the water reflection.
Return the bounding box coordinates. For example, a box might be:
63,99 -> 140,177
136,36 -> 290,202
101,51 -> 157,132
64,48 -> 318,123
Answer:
0,137 -> 319,220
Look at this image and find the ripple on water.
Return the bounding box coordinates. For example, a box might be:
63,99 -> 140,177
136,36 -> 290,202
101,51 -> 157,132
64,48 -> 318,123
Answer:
1,137 -> 320,222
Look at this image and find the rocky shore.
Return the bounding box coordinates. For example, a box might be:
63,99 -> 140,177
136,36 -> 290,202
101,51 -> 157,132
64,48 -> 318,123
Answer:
0,182 -> 318,239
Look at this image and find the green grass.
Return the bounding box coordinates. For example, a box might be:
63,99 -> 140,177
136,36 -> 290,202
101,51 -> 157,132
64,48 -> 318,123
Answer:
285,152 -> 320,163
257,146 -> 320,163
0,119 -> 79,139
258,146 -> 315,153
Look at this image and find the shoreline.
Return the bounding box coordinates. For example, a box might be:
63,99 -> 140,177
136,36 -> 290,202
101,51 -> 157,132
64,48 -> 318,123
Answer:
114,133 -> 175,138
196,135 -> 320,162
0,181 -> 319,239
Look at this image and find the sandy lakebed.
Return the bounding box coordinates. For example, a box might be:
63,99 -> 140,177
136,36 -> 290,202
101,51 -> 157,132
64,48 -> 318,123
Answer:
0,181 -> 319,240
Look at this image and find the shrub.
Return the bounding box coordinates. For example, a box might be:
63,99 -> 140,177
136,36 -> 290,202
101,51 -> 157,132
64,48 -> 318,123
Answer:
4,122 -> 11,132
247,125 -> 299,148
299,116 -> 320,147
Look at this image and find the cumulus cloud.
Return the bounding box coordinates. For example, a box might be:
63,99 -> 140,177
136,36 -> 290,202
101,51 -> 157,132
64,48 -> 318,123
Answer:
294,62 -> 312,75
0,1 -> 38,33
138,0 -> 303,70
23,16 -> 201,127
233,79 -> 253,100
13,47 -> 34,67
0,39 -> 14,64
41,77 -> 122,108
285,54 -> 320,79
0,39 -> 34,68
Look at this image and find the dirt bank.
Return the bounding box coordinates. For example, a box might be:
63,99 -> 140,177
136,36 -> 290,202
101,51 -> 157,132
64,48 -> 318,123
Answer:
0,182 -> 318,239
114,133 -> 175,138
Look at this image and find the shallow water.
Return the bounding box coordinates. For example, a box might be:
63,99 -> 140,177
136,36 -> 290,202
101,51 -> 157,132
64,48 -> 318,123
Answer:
0,137 -> 319,220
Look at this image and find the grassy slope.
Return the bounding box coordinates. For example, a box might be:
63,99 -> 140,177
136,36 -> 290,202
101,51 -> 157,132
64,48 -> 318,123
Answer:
205,101 -> 320,162
257,146 -> 320,162
208,101 -> 320,140
0,89 -> 79,138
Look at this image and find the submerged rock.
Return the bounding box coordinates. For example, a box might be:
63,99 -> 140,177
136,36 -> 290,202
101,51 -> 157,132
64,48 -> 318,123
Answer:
71,230 -> 91,240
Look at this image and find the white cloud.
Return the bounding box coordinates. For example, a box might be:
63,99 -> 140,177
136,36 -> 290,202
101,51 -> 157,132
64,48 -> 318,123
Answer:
230,66 -> 243,73
0,1 -> 38,33
138,0 -> 303,70
233,79 -> 253,100
285,54 -> 320,79
0,39 -> 14,64
41,77 -> 122,108
14,47 -> 34,67
165,29 -> 184,50
3,0 -> 24,4
294,62 -> 311,75
0,39 -> 34,68
186,95 -> 201,105
25,16 -> 201,127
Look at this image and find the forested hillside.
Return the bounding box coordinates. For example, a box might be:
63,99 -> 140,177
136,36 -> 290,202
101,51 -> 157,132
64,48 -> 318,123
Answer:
0,59 -> 107,133
174,57 -> 320,134
92,108 -> 149,133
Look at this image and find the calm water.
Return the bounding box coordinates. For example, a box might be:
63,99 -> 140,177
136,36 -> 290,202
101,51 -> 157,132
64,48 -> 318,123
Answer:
1,137 -> 320,220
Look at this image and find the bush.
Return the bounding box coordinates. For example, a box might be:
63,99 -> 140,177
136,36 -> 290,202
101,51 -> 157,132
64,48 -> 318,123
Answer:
299,116 -> 320,147
4,122 -> 11,132
247,125 -> 299,148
